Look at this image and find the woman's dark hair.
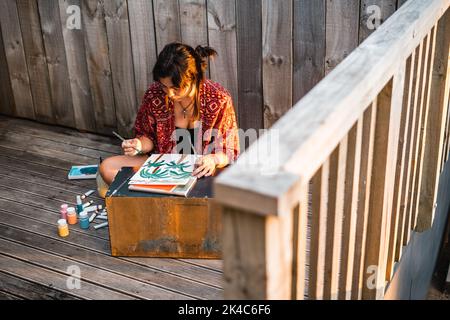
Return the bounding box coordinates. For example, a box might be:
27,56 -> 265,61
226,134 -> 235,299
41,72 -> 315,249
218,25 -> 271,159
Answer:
152,42 -> 217,120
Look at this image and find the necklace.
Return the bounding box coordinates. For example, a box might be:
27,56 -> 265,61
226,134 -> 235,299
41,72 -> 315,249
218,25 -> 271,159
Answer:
180,99 -> 194,119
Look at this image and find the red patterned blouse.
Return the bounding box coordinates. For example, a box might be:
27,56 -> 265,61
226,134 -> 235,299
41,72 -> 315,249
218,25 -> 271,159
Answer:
133,79 -> 240,162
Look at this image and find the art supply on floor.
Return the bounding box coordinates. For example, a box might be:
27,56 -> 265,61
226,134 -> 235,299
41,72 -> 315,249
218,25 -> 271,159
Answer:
88,212 -> 97,223
60,204 -> 68,220
80,189 -> 95,200
67,207 -> 77,225
82,200 -> 94,209
79,211 -> 90,229
94,221 -> 108,230
57,219 -> 69,237
68,164 -> 98,180
96,215 -> 108,221
76,195 -> 83,214
84,204 -> 102,213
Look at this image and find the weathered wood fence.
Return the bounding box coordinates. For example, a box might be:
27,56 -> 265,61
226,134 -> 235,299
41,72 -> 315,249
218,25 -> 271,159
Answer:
0,0 -> 404,137
215,0 -> 450,299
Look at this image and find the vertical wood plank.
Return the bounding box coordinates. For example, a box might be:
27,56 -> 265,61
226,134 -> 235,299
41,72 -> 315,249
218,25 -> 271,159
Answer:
293,182 -> 309,299
417,11 -> 450,231
262,0 -> 292,128
81,0 -> 117,135
309,162 -> 329,299
128,0 -> 158,107
59,0 -> 96,132
410,30 -> 435,231
363,65 -> 405,299
0,22 -> 16,116
103,0 -> 137,136
325,0 -> 359,75
339,120 -> 363,299
293,0 -> 326,103
351,102 -> 377,299
207,0 -> 238,114
223,207 -> 293,299
386,54 -> 414,279
153,0 -> 181,53
324,140 -> 347,299
16,0 -> 54,123
179,0 -> 208,47
37,0 -> 75,127
236,0 -> 263,131
403,39 -> 425,245
395,50 -> 417,262
0,0 -> 35,119
359,0 -> 396,43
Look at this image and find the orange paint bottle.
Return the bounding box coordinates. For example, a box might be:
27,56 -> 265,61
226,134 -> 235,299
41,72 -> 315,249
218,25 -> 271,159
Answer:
57,219 -> 69,237
67,207 -> 77,225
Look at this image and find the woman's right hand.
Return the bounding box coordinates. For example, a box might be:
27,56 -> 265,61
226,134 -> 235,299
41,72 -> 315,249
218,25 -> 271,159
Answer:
122,138 -> 142,156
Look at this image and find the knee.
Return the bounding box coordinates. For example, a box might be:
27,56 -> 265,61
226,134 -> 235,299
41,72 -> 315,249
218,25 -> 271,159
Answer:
99,156 -> 119,183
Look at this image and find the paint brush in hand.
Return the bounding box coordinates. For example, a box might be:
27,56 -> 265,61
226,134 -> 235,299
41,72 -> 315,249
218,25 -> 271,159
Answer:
112,131 -> 144,155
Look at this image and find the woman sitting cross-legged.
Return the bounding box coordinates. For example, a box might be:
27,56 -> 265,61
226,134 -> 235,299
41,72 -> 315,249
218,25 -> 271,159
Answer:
97,42 -> 240,197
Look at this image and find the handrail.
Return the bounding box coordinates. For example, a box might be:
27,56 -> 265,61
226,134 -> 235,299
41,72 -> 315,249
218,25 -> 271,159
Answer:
215,0 -> 450,217
214,0 -> 450,300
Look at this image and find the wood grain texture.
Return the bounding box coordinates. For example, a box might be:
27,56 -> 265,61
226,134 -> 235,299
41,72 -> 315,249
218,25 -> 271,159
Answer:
153,0 -> 181,53
325,0 -> 360,74
59,0 -> 96,132
81,0 -> 117,135
103,0 -> 137,136
0,0 -> 35,119
179,0 -> 208,47
16,0 -> 53,123
128,0 -> 157,107
207,0 -> 238,114
417,10 -> 450,231
236,0 -> 263,131
262,0 -> 292,128
0,22 -> 15,116
293,0 -> 326,103
37,0 -> 75,126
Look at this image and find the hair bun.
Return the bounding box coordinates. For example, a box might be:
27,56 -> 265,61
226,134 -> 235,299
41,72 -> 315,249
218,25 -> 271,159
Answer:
194,45 -> 218,59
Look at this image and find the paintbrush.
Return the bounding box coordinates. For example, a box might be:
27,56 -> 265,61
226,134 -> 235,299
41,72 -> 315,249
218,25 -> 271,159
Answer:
112,131 -> 144,155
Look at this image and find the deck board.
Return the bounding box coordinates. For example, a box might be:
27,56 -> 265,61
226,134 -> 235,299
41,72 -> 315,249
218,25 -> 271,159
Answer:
0,115 -> 223,299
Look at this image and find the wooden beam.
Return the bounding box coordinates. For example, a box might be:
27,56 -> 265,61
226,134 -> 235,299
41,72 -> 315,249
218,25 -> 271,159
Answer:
153,0 -> 181,53
215,0 -> 450,216
0,21 -> 15,116
81,0 -> 117,135
359,0 -> 396,43
222,206 -> 293,299
0,0 -> 35,119
293,0 -> 325,103
207,0 -> 238,114
262,0 -> 292,128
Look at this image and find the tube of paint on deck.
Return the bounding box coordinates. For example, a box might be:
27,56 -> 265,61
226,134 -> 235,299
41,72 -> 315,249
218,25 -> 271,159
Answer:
84,205 -> 102,213
82,200 -> 94,209
76,195 -> 83,215
60,204 -> 68,220
89,212 -> 97,223
80,190 -> 95,200
94,222 -> 108,230
95,215 -> 108,221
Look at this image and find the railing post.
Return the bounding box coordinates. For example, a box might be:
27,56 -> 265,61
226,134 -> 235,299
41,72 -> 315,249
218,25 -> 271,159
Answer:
222,206 -> 294,299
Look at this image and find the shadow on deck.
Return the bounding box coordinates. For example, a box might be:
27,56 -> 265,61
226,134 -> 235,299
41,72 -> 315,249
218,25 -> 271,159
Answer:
0,115 -> 223,300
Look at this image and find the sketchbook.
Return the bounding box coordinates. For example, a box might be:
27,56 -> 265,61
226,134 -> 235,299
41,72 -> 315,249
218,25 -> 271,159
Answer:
68,164 -> 98,180
128,154 -> 199,186
128,154 -> 199,197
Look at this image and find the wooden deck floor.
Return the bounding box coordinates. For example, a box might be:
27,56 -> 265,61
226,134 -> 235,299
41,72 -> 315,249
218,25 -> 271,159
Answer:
0,115 -> 223,300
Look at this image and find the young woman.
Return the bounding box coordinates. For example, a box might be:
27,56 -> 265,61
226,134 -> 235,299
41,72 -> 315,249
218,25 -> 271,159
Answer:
97,42 -> 240,196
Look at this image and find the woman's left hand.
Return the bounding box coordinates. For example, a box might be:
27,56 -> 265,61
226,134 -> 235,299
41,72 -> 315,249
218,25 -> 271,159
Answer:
192,155 -> 217,178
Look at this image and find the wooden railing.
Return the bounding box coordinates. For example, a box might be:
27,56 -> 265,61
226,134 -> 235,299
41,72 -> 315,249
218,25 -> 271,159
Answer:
215,0 -> 450,300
